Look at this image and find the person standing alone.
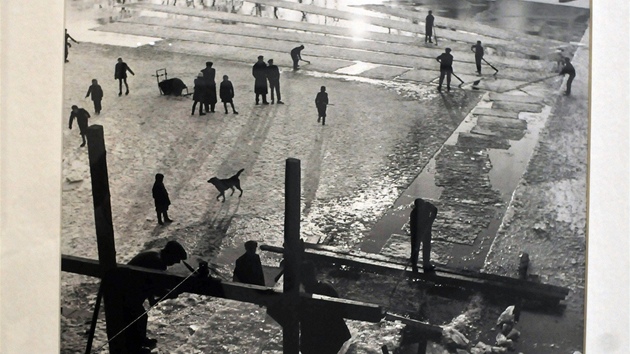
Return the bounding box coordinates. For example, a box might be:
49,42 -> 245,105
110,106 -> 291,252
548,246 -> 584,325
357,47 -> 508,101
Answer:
425,11 -> 435,44
266,59 -> 284,104
85,79 -> 104,114
152,173 -> 173,226
471,40 -> 484,75
290,45 -> 305,70
220,75 -> 239,114
115,57 -> 134,96
315,86 -> 329,125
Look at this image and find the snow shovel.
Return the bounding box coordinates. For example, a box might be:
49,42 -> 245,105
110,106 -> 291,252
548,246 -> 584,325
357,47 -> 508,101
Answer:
512,74 -> 559,91
482,58 -> 499,74
452,71 -> 466,88
300,58 -> 311,64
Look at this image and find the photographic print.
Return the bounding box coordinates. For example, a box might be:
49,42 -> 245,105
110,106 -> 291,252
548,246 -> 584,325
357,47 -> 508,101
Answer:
59,0 -> 590,353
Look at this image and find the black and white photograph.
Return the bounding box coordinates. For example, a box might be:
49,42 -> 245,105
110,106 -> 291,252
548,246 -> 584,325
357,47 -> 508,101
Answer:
1,0 -> 625,353
58,0 -> 592,353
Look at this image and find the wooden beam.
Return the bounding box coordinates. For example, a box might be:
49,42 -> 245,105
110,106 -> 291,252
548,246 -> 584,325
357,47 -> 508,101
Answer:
259,245 -> 569,304
61,255 -> 384,322
283,158 -> 302,354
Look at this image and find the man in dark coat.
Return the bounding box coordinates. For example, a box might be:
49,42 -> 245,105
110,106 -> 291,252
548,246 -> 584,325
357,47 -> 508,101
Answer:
559,57 -> 576,95
220,75 -> 239,114
232,240 -> 265,286
201,61 -> 218,113
121,241 -> 188,353
192,72 -> 206,116
152,173 -> 173,225
425,11 -> 434,44
315,86 -> 328,125
266,59 -> 284,104
68,105 -> 90,147
409,198 -> 437,273
85,79 -> 103,114
290,45 -> 305,70
471,40 -> 484,75
114,57 -> 135,96
252,55 -> 269,105
436,48 -> 454,92
65,29 -> 78,63
299,261 -> 352,354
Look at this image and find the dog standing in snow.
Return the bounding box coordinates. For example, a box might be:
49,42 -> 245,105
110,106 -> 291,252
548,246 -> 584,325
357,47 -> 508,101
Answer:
208,169 -> 244,202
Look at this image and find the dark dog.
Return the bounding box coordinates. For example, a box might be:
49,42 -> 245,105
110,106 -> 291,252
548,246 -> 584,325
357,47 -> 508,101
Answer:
208,169 -> 244,202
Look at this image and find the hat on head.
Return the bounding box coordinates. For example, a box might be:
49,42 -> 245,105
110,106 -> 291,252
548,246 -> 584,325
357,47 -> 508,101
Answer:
445,48 -> 452,52
258,55 -> 264,60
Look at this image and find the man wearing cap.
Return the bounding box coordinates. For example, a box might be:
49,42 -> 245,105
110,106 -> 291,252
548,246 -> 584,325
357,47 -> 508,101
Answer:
266,59 -> 284,104
152,173 -> 173,225
201,61 -> 218,113
121,241 -> 188,353
471,40 -> 484,75
290,45 -> 305,70
68,105 -> 91,147
233,240 -> 265,286
252,55 -> 269,105
436,48 -> 454,92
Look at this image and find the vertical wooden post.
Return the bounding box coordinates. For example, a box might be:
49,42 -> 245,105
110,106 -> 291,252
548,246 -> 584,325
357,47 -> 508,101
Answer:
85,125 -> 126,353
283,158 -> 302,354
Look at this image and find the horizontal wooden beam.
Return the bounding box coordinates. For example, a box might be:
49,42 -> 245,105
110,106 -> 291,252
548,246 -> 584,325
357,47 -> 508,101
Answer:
61,254 -> 384,322
260,244 -> 569,304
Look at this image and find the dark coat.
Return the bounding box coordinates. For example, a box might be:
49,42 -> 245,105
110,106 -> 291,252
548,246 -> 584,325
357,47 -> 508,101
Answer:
152,181 -> 171,212
85,84 -> 103,101
560,62 -> 576,77
426,14 -> 434,34
220,80 -> 235,102
267,64 -> 280,83
471,43 -> 484,58
315,91 -> 328,108
193,78 -> 206,101
252,61 -> 268,94
232,253 -> 265,286
437,52 -> 454,71
201,67 -> 217,104
115,62 -> 134,79
69,108 -> 90,134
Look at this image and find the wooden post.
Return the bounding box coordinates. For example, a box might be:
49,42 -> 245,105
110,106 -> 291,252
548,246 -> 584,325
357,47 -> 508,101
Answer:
283,158 -> 302,354
85,125 -> 126,353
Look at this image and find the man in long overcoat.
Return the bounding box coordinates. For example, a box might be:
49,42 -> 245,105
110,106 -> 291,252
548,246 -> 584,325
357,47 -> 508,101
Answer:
252,55 -> 269,105
425,11 -> 435,44
201,61 -> 218,112
152,173 -> 173,225
266,59 -> 284,104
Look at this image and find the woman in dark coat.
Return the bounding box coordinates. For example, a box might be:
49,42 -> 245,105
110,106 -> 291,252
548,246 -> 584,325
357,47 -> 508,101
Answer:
152,173 -> 172,225
192,72 -> 206,116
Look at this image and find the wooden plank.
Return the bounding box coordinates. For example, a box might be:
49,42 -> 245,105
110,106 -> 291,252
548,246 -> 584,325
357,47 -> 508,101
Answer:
260,245 -> 569,302
472,107 -> 520,119
488,93 -> 545,104
61,255 -> 384,322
